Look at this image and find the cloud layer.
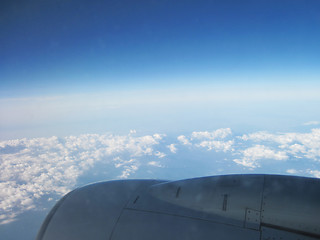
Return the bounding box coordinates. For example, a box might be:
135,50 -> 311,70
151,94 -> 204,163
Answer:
1,128 -> 320,225
0,133 -> 166,224
240,129 -> 320,163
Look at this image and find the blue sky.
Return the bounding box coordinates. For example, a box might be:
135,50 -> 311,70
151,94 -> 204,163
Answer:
1,0 -> 320,139
1,0 -> 320,97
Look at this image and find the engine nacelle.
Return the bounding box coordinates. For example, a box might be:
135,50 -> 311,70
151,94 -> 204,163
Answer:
36,175 -> 320,240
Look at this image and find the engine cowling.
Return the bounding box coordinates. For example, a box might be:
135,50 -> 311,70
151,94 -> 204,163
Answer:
36,175 -> 320,240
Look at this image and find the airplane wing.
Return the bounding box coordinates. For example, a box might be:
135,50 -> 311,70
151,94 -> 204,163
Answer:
36,174 -> 320,240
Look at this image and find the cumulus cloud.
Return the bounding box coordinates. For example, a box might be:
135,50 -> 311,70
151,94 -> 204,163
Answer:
286,169 -> 320,178
0,132 -> 165,224
196,140 -> 234,152
113,157 -> 141,179
167,144 -> 177,153
178,128 -> 234,152
177,135 -> 191,145
240,129 -> 320,160
233,145 -> 288,168
191,128 -> 232,140
117,161 -> 140,179
307,170 -> 320,178
113,157 -> 135,168
1,127 -> 320,225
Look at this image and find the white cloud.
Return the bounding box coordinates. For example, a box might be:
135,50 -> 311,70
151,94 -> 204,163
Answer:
153,133 -> 166,140
148,161 -> 163,168
196,140 -> 234,152
0,132 -> 164,225
116,159 -> 140,179
233,145 -> 288,168
240,129 -> 320,160
242,145 -> 288,161
307,169 -> 320,178
113,157 -> 135,168
303,121 -> 320,126
287,143 -> 306,153
191,128 -> 232,140
177,135 -> 191,145
154,151 -> 166,158
167,144 -> 177,153
1,127 -> 320,225
180,128 -> 234,152
118,164 -> 139,179
286,169 -> 298,174
240,131 -> 297,145
286,169 -> 320,178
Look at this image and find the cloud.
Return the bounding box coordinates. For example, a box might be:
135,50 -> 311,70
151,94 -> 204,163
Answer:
233,145 -> 288,168
167,144 -> 177,153
286,169 -> 298,174
177,135 -> 191,145
0,132 -> 164,225
154,151 -> 166,158
286,169 -> 320,178
303,121 -> 320,126
148,161 -> 163,168
191,128 -> 232,140
306,169 -> 320,178
240,129 -> 320,160
179,128 -> 234,152
196,140 -> 234,152
1,127 -> 320,225
113,157 -> 135,168
114,158 -> 140,179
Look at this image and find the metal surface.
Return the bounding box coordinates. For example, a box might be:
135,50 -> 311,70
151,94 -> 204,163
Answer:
36,180 -> 163,240
261,226 -> 319,240
128,174 -> 264,228
261,175 -> 320,237
111,209 -> 260,240
245,208 -> 261,230
36,174 -> 320,240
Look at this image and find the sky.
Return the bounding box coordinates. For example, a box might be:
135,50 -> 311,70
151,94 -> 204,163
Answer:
1,0 -> 320,96
1,0 -> 320,239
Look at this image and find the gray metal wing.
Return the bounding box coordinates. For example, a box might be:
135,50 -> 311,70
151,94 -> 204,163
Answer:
36,174 -> 320,240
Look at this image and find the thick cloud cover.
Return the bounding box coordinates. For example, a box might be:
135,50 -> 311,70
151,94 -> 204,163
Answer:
1,128 -> 320,225
0,133 -> 165,225
240,129 -> 320,163
177,128 -> 320,170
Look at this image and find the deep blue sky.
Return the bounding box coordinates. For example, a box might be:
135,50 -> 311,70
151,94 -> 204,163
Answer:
1,0 -> 320,96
